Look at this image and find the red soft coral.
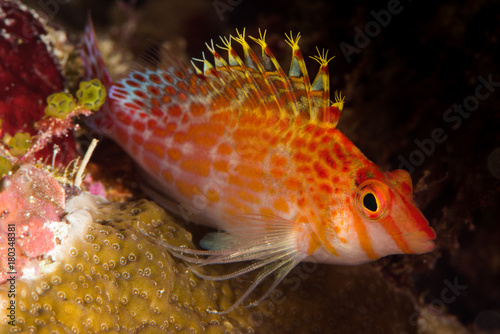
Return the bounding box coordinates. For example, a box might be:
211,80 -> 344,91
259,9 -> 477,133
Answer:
0,0 -> 76,164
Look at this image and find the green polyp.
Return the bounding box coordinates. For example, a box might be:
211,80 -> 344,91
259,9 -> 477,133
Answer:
0,156 -> 12,176
76,79 -> 107,111
44,92 -> 77,118
8,132 -> 31,156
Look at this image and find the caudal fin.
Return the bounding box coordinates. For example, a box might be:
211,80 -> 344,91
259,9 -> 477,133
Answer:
81,16 -> 112,88
80,16 -> 114,131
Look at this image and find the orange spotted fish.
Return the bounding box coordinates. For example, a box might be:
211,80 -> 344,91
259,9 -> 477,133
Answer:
82,21 -> 436,313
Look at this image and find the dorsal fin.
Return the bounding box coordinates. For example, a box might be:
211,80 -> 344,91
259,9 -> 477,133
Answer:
108,28 -> 343,127
206,36 -> 261,111
249,29 -> 299,118
81,16 -> 112,90
230,29 -> 281,115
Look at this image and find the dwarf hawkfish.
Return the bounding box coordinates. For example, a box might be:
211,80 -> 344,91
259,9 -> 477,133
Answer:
81,20 -> 436,313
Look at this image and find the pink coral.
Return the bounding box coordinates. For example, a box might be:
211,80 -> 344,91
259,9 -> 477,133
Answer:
0,165 -> 65,283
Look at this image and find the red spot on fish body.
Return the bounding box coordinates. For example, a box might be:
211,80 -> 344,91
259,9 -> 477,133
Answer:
116,111 -> 132,125
132,120 -> 145,132
168,105 -> 182,117
149,73 -> 162,84
319,183 -> 333,194
319,149 -> 337,170
313,161 -> 328,179
133,73 -> 146,82
144,141 -> 165,159
132,134 -> 144,145
126,79 -> 140,88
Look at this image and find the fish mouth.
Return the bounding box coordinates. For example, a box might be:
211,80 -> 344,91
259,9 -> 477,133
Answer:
403,228 -> 436,254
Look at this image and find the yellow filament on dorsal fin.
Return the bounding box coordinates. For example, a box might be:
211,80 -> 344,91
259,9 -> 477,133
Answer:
191,51 -> 217,76
309,47 -> 334,91
322,90 -> 345,126
285,31 -> 313,120
249,29 -> 300,117
285,32 -> 310,82
217,36 -> 240,67
212,34 -> 259,110
308,47 -> 333,122
248,29 -> 272,71
205,39 -> 228,69
243,29 -> 303,119
232,28 -> 263,72
218,35 -> 253,74
190,59 -> 204,75
191,48 -> 241,110
191,52 -> 229,102
202,38 -> 252,108
232,28 -> 281,115
332,90 -> 345,112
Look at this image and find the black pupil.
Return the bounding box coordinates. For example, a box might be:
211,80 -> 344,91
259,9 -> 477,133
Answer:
363,193 -> 378,212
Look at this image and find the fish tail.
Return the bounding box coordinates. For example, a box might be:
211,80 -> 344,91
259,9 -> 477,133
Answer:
80,15 -> 114,131
81,16 -> 112,89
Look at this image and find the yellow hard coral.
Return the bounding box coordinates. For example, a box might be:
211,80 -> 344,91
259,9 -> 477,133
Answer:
6,194 -> 250,333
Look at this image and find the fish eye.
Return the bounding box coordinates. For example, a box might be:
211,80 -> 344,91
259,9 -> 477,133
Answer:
355,180 -> 391,220
362,192 -> 378,212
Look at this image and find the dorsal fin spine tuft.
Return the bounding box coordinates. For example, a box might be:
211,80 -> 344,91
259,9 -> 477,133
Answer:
249,29 -> 299,117
309,47 -> 333,122
187,29 -> 342,126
